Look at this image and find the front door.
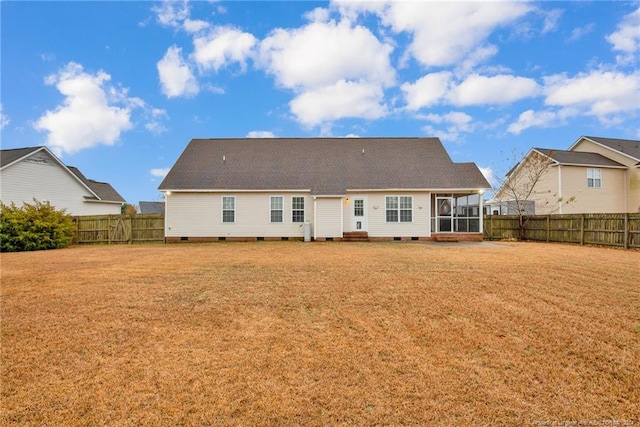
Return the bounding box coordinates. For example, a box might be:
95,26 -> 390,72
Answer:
351,197 -> 366,231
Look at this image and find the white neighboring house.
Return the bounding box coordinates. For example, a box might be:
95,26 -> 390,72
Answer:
0,146 -> 126,215
159,137 -> 491,242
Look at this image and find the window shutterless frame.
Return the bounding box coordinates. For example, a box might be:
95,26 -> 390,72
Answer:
222,196 -> 235,223
270,196 -> 284,223
291,196 -> 305,223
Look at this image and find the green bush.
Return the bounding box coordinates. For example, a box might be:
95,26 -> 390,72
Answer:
0,200 -> 75,252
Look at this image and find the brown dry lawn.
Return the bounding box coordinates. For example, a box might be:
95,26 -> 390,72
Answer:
1,242 -> 638,426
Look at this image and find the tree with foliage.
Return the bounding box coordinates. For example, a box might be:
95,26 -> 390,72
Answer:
0,199 -> 75,252
121,203 -> 137,215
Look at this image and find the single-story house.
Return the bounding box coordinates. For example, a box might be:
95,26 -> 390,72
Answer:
159,137 -> 491,242
493,136 -> 640,214
0,146 -> 126,215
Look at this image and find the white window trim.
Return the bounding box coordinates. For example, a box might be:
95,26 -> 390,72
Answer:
587,168 -> 602,188
221,196 -> 235,223
291,196 -> 305,223
270,196 -> 284,223
385,195 -> 413,223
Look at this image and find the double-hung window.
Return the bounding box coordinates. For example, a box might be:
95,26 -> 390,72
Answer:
587,168 -> 602,188
270,196 -> 283,223
222,196 -> 235,223
386,196 -> 412,222
292,196 -> 305,223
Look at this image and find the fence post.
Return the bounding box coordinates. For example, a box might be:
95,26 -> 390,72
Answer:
624,213 -> 629,250
128,215 -> 133,244
580,214 -> 584,246
546,215 -> 550,242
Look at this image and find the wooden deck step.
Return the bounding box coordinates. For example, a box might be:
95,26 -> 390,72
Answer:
343,231 -> 369,242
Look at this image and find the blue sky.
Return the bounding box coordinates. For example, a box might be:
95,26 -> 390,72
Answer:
1,1 -> 639,205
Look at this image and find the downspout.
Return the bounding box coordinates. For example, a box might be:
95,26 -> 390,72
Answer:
313,197 -> 317,241
557,165 -> 563,214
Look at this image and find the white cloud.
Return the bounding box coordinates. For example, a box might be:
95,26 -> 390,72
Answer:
150,168 -> 171,178
33,62 -> 134,155
246,131 -> 275,138
335,1 -> 532,68
183,19 -> 210,34
259,20 -> 395,90
152,0 -> 189,28
401,72 -> 453,110
258,19 -> 395,127
479,167 -> 499,188
507,109 -> 562,134
402,73 -> 540,110
192,26 -> 257,72
543,70 -> 640,119
145,108 -> 169,135
606,7 -> 640,65
422,111 -> 474,143
448,74 -> 540,106
290,80 -> 386,126
569,23 -> 595,42
157,45 -> 199,98
0,104 -> 9,129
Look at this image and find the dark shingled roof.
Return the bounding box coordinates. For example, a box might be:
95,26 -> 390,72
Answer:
139,201 -> 165,214
159,137 -> 491,195
534,148 -> 627,168
583,136 -> 640,161
0,146 -> 41,168
67,166 -> 126,203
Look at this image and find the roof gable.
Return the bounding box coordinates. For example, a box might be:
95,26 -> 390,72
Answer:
533,148 -> 626,168
571,136 -> 640,163
1,146 -> 125,203
159,137 -> 491,194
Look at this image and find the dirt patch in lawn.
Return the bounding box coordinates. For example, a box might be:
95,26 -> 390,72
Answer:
1,242 -> 638,426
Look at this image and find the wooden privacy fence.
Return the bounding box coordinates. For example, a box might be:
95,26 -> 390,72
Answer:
484,213 -> 640,249
72,214 -> 164,244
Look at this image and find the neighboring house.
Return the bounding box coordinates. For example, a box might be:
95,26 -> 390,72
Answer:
483,200 -> 535,216
159,137 -> 491,242
139,201 -> 165,214
493,136 -> 640,214
0,146 -> 126,215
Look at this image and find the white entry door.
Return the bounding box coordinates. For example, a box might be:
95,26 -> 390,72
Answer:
351,197 -> 367,231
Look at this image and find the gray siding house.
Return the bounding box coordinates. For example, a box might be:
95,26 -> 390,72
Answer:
159,137 -> 491,242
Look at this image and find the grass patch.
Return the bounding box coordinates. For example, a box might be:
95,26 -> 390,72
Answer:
1,242 -> 638,425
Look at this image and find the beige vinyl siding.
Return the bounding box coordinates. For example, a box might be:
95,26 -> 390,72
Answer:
0,157 -> 120,215
527,165 -> 560,215
560,166 -> 627,213
573,139 -> 640,212
314,198 -> 342,238
344,192 -> 431,237
165,192 -> 312,237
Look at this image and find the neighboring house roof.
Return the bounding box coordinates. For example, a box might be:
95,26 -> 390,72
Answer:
159,137 -> 491,195
0,146 -> 42,168
0,146 -> 125,204
576,136 -> 640,163
533,148 -> 627,168
67,166 -> 126,203
139,201 -> 165,214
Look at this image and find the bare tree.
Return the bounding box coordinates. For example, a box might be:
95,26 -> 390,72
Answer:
493,149 -> 574,240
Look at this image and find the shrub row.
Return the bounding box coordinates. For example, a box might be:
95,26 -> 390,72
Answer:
0,200 -> 74,252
